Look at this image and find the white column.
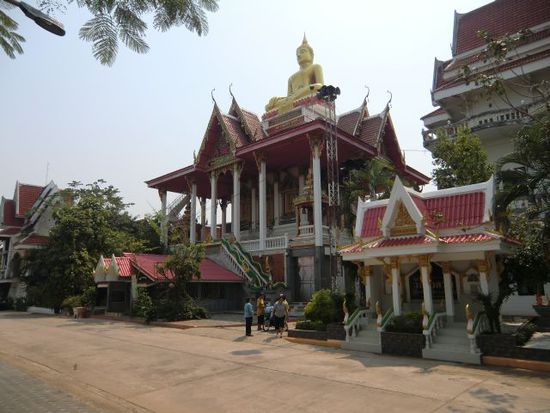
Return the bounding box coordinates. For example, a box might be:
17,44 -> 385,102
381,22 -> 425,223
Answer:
442,262 -> 455,317
273,179 -> 280,226
259,157 -> 267,251
391,259 -> 401,316
221,200 -> 227,236
200,197 -> 206,241
210,172 -> 217,239
190,182 -> 197,244
158,189 -> 168,250
312,143 -> 323,247
363,265 -> 373,309
232,163 -> 241,241
298,174 -> 305,192
420,256 -> 434,315
251,185 -> 257,230
478,260 -> 489,295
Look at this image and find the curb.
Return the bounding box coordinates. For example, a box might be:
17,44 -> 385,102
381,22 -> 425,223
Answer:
483,356 -> 550,372
285,337 -> 342,349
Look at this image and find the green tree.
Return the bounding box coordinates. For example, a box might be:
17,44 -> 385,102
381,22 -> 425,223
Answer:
1,0 -> 219,65
155,243 -> 207,320
431,127 -> 494,189
0,2 -> 24,58
23,180 -> 147,311
340,157 -> 397,230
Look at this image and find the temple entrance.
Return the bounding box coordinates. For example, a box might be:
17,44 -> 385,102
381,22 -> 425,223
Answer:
408,263 -> 457,302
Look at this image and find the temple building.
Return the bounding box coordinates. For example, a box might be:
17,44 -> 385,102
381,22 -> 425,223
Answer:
421,0 -> 550,162
146,36 -> 429,301
339,176 -> 518,364
0,181 -> 59,300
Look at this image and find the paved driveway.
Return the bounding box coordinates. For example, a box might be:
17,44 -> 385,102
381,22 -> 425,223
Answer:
0,312 -> 549,413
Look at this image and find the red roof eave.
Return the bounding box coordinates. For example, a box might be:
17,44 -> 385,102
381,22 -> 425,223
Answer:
145,164 -> 197,189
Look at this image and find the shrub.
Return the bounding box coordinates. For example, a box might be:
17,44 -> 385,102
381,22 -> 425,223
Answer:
385,312 -> 423,334
304,289 -> 335,325
61,295 -> 82,309
0,297 -> 14,311
132,287 -> 156,323
295,320 -> 326,331
154,297 -> 208,322
80,286 -> 97,308
13,297 -> 28,312
515,321 -> 537,346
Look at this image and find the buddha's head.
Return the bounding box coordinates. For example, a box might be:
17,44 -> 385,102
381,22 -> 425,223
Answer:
296,35 -> 314,66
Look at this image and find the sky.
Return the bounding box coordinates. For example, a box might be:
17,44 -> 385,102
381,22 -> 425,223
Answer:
1,0 -> 493,218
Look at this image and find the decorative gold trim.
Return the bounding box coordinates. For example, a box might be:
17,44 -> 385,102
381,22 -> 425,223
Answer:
389,201 -> 417,236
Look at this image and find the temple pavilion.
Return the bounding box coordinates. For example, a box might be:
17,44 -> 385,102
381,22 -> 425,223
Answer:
146,36 -> 429,301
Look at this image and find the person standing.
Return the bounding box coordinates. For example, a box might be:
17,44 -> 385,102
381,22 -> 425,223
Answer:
256,293 -> 266,331
272,295 -> 288,338
244,298 -> 254,337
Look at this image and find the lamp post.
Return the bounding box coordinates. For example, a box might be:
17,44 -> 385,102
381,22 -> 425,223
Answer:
4,0 -> 65,36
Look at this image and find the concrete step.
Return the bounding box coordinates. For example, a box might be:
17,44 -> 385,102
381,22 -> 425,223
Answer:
423,346 -> 481,365
342,340 -> 381,354
437,328 -> 468,338
433,335 -> 471,346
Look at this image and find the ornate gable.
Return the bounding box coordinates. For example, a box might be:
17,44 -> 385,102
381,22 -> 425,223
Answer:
381,177 -> 424,237
196,105 -> 236,170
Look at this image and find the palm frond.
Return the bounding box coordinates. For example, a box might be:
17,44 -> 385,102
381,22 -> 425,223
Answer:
0,11 -> 24,59
114,6 -> 149,54
79,13 -> 118,66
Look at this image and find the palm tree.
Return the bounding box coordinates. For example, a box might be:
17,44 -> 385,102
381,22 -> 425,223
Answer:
340,157 -> 397,229
2,0 -> 219,64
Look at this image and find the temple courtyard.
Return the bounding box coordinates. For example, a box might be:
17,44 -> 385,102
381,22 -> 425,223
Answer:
0,312 -> 549,412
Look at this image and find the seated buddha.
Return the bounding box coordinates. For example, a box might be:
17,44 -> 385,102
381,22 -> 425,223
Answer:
265,35 -> 324,112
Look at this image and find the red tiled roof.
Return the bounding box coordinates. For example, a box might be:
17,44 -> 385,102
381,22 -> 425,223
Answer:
361,206 -> 386,238
358,116 -> 383,146
19,234 -> 49,245
0,227 -> 21,236
2,199 -> 23,227
222,115 -> 250,148
132,254 -> 174,281
16,184 -> 43,218
104,256 -> 135,278
424,192 -> 485,229
420,107 -> 447,120
370,235 -> 434,248
241,108 -> 265,140
197,258 -> 243,282
454,0 -> 550,55
439,233 -> 496,244
337,111 -> 361,135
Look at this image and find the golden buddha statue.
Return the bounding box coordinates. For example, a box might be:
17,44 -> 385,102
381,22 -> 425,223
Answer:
265,35 -> 324,112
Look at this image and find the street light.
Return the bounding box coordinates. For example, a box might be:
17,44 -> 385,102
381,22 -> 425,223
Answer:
4,0 -> 65,36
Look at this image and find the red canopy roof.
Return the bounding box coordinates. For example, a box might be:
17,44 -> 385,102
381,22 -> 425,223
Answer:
16,184 -> 44,218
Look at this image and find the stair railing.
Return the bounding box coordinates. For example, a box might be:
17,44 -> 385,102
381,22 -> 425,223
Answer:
220,241 -> 251,283
377,304 -> 394,333
466,304 -> 488,354
220,238 -> 270,287
423,312 -> 446,349
343,307 -> 368,343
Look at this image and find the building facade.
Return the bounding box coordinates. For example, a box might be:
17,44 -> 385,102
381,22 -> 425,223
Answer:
146,38 -> 429,301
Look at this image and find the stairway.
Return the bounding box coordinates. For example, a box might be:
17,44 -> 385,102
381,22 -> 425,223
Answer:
422,322 -> 481,365
220,238 -> 271,287
341,317 -> 382,354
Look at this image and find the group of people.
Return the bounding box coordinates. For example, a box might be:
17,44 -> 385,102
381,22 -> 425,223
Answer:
244,293 -> 289,338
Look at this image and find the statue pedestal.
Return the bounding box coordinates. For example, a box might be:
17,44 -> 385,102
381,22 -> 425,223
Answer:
262,95 -> 334,135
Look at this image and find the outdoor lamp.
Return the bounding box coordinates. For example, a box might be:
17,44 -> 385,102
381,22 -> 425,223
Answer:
4,0 -> 65,36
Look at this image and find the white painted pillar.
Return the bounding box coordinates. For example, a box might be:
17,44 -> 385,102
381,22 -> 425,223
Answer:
478,260 -> 489,295
273,180 -> 280,226
259,157 -> 267,251
420,255 -> 434,315
251,185 -> 257,230
312,143 -> 323,247
158,189 -> 168,250
391,259 -> 401,316
190,182 -> 197,244
233,163 -> 241,241
221,200 -> 227,236
200,197 -> 206,241
442,262 -> 455,317
363,265 -> 373,309
210,172 -> 217,239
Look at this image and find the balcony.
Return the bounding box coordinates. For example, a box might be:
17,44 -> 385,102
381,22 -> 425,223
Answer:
422,105 -> 538,145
